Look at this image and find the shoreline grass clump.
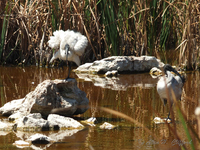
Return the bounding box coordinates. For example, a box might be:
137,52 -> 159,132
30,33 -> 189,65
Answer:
0,0 -> 199,69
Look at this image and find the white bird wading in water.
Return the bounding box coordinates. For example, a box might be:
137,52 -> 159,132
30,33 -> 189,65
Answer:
48,30 -> 88,79
156,64 -> 185,120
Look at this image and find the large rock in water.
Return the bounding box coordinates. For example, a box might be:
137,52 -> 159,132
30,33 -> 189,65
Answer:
14,113 -> 84,131
75,56 -> 164,74
0,79 -> 89,120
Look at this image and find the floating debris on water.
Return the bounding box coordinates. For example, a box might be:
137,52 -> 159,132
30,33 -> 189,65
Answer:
153,117 -> 171,124
99,122 -> 116,129
81,117 -> 97,126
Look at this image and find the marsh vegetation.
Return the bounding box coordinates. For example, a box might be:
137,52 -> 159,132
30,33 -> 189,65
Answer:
0,0 -> 199,69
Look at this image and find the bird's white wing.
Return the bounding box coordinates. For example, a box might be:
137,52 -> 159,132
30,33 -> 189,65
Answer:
171,76 -> 183,100
165,72 -> 183,101
73,33 -> 88,56
48,30 -> 65,49
62,31 -> 88,56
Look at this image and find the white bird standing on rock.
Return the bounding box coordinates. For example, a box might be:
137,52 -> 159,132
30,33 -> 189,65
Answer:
157,64 -> 185,120
48,29 -> 88,79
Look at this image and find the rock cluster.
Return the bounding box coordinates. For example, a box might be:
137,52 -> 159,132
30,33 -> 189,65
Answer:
0,79 -> 89,120
0,78 -> 88,131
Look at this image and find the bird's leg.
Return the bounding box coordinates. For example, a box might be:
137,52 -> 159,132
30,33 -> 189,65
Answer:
167,110 -> 171,120
64,44 -> 71,80
166,103 -> 173,121
66,61 -> 71,79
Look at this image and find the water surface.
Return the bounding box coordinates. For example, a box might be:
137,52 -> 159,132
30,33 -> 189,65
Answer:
0,66 -> 199,149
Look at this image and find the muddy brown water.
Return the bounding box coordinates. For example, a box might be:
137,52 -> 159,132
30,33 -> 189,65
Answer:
0,66 -> 199,149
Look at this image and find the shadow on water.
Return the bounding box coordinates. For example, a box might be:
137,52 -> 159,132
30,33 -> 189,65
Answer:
0,66 -> 199,149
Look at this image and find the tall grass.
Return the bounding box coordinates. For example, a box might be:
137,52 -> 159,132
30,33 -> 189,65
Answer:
0,78 -> 5,105
98,0 -> 118,56
0,2 -> 10,61
0,0 -> 199,69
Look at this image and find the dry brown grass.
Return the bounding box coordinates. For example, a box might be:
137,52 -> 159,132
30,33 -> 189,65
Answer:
0,0 -> 199,69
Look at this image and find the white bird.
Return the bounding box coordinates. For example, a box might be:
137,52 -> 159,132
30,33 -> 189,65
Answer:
48,29 -> 88,79
157,64 -> 185,119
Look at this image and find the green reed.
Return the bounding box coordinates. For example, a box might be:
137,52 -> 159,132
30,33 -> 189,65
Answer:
0,78 -> 5,105
0,0 -> 199,69
176,106 -> 195,150
98,0 -> 119,56
0,2 -> 10,61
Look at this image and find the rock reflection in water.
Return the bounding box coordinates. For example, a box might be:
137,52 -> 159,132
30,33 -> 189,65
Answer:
13,128 -> 88,150
76,73 -> 158,90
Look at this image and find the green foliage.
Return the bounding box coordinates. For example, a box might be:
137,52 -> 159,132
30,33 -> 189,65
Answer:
0,0 -> 199,69
50,0 -> 62,31
0,2 -> 10,61
98,0 -> 119,56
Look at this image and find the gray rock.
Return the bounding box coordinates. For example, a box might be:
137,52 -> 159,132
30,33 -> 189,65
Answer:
30,79 -> 89,117
0,79 -> 89,120
0,113 -> 84,132
15,113 -> 49,131
47,114 -> 84,129
0,98 -> 25,116
0,120 -> 13,131
75,56 -> 164,74
9,111 -> 27,121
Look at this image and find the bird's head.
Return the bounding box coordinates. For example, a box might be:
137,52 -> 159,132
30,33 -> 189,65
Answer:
163,64 -> 175,74
163,64 -> 186,83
